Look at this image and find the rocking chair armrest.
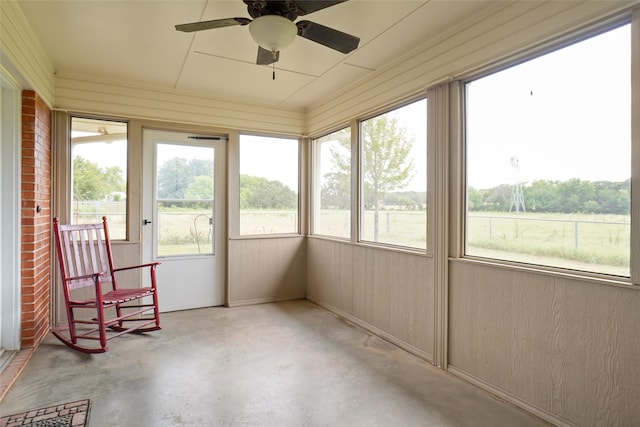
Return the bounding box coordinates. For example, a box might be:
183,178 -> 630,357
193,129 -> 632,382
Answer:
112,262 -> 161,273
64,272 -> 105,282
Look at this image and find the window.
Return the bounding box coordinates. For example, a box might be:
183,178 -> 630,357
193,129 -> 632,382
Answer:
239,134 -> 299,235
71,117 -> 128,239
465,24 -> 630,276
313,127 -> 351,239
360,98 -> 427,250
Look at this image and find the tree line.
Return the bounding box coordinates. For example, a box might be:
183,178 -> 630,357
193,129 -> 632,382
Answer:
469,178 -> 630,214
73,156 -> 298,209
75,156 -> 627,216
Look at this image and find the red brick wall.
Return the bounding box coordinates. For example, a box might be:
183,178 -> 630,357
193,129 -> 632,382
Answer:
21,90 -> 51,348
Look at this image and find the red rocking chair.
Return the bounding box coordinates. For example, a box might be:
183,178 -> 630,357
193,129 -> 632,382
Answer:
52,216 -> 161,353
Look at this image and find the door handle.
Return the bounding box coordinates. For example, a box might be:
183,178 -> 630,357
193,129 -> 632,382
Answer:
143,219 -> 152,225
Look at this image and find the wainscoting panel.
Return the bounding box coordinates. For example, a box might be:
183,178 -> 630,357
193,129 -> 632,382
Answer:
307,238 -> 433,361
228,237 -> 307,306
449,260 -> 640,426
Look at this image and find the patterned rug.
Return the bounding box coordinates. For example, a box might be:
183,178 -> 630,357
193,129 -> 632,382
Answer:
0,399 -> 90,427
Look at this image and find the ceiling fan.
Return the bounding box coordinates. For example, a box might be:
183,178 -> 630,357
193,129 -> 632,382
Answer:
175,0 -> 360,66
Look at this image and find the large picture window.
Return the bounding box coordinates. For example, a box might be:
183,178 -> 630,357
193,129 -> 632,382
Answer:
313,127 -> 351,239
360,98 -> 427,250
465,24 -> 630,276
239,134 -> 299,235
71,117 -> 128,239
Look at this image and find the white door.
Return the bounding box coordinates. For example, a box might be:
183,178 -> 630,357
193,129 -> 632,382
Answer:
142,129 -> 226,312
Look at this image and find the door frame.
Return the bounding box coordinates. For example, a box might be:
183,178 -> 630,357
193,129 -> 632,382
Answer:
0,69 -> 22,351
141,127 -> 228,311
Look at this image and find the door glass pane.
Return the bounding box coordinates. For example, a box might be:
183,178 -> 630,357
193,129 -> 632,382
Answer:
155,143 -> 215,257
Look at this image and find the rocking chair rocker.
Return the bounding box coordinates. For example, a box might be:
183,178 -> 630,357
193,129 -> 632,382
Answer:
52,217 -> 161,353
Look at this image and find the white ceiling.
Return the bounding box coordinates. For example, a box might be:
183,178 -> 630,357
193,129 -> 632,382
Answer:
17,0 -> 493,109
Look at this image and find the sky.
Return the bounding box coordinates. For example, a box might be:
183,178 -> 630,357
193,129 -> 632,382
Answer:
240,135 -> 300,191
72,139 -> 127,179
466,24 -> 630,190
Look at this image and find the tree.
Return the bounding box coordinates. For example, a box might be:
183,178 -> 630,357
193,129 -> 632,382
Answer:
362,116 -> 415,239
470,178 -> 630,215
157,157 -> 190,199
326,115 -> 415,240
157,157 -> 214,201
240,175 -> 296,209
320,171 -> 351,209
185,176 -> 213,200
320,135 -> 351,210
73,156 -> 125,200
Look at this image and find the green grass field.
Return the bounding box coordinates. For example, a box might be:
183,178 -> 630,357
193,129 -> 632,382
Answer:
75,203 -> 630,276
468,212 -> 629,262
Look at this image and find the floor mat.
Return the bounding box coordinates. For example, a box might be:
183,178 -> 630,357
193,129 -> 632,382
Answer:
0,399 -> 90,427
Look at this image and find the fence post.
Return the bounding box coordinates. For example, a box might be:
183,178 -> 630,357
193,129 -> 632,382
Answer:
574,221 -> 579,249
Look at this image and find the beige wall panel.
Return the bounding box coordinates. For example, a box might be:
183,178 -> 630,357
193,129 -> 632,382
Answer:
306,1 -> 635,135
54,77 -> 305,135
109,242 -> 143,287
449,261 -> 640,426
0,0 -> 55,104
308,238 -> 433,360
228,237 -> 306,306
307,238 -> 354,311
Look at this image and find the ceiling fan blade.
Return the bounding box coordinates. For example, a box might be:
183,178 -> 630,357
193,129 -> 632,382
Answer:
175,17 -> 252,33
294,1 -> 349,15
257,46 -> 279,65
296,20 -> 359,54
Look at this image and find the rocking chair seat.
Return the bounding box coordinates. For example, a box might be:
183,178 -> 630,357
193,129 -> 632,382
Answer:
67,287 -> 154,305
100,287 -> 154,304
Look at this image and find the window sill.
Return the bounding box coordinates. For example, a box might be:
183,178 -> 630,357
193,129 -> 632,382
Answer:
451,256 -> 637,290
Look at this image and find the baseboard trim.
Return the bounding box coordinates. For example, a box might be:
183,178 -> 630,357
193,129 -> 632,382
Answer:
227,295 -> 306,308
0,347 -> 36,402
448,365 -> 574,427
309,299 -> 434,365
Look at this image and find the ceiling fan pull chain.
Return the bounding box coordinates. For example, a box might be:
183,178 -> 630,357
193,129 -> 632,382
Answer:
272,49 -> 277,80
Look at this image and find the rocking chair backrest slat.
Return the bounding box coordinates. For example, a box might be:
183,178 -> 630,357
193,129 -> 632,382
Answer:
54,219 -> 113,292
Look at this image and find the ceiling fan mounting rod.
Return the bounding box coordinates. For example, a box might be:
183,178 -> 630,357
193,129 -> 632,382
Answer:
245,0 -> 301,20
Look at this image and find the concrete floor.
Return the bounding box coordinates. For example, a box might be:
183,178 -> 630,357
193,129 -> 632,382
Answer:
0,300 -> 550,426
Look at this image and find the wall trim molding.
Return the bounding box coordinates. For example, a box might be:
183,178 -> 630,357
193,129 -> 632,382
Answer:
310,300 -> 434,365
448,365 -> 573,427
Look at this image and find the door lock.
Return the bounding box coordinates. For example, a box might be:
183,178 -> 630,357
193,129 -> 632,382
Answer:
143,219 -> 152,225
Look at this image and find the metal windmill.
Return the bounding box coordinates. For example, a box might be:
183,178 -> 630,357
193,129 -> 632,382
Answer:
509,157 -> 526,213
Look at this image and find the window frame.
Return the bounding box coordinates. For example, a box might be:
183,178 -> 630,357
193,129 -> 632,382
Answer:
460,17 -> 636,282
237,133 -> 301,237
69,115 -> 130,241
311,126 -> 353,240
309,95 -> 430,255
356,96 -> 429,253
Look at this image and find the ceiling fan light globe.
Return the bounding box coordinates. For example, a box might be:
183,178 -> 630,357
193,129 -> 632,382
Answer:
249,15 -> 297,52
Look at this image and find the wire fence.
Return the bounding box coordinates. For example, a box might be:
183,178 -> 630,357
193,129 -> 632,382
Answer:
468,214 -> 630,250
73,201 -> 629,272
